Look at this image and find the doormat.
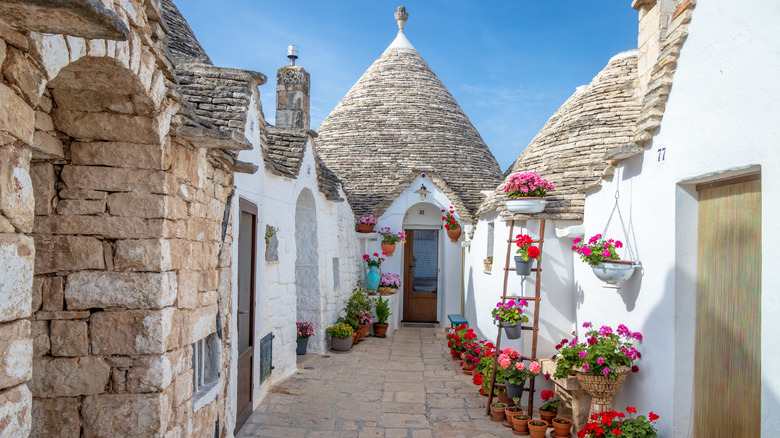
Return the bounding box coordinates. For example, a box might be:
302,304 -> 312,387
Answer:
403,323 -> 436,328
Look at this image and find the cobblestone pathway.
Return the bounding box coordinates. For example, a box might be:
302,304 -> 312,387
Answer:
237,327 -> 516,438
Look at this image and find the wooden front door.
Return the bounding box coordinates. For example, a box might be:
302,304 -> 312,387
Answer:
403,229 -> 439,322
694,174 -> 761,437
235,199 -> 257,434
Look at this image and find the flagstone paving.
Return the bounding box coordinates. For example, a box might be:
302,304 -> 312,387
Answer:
237,327 -> 521,438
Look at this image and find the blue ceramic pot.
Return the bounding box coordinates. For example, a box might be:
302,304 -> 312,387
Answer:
365,266 -> 381,291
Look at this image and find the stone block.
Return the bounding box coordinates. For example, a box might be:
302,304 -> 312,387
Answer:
171,370 -> 192,408
171,305 -> 217,348
51,109 -> 162,144
31,321 -> 49,357
198,270 -> 217,292
30,396 -> 80,438
30,162 -> 55,216
55,199 -> 106,215
32,130 -> 64,159
0,384 -> 32,437
71,141 -> 166,169
50,320 -> 88,357
0,80 -> 34,146
31,277 -> 43,312
82,392 -> 171,438
0,320 -> 32,389
90,308 -> 175,355
58,188 -> 107,200
191,397 -> 217,437
176,271 -> 198,309
34,236 -> 105,274
107,193 -> 186,219
127,355 -> 173,393
66,271 -> 176,310
34,111 -> 54,132
27,32 -> 69,79
30,356 -> 109,397
35,311 -> 90,320
51,88 -> 134,114
34,215 -> 164,239
2,47 -> 46,108
114,239 -> 173,271
111,368 -> 127,393
0,145 -> 34,232
61,165 -> 169,194
42,277 -> 64,311
0,234 -> 34,322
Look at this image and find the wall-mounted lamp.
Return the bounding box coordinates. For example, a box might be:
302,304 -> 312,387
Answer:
414,184 -> 431,201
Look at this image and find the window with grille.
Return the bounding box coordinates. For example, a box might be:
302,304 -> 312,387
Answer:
192,332 -> 220,411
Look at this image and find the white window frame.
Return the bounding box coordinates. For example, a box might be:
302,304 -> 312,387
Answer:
192,332 -> 220,412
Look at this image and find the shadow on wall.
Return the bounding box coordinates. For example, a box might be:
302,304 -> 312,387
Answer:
617,265 -> 644,311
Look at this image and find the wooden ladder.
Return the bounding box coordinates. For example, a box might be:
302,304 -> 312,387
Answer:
485,219 -> 546,416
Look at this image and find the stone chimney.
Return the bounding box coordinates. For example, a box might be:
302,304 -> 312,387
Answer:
632,0 -> 677,94
275,46 -> 310,130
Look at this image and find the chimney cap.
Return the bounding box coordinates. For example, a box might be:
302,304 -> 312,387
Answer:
287,45 -> 298,65
394,6 -> 408,31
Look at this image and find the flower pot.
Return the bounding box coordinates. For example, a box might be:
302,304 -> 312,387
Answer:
494,383 -> 513,405
500,322 -> 523,340
365,266 -> 381,291
527,419 -> 548,438
504,406 -> 523,427
373,323 -> 388,337
490,404 -> 506,422
378,286 -> 393,296
539,408 -> 557,426
576,366 -> 629,416
296,338 -> 309,355
357,224 -> 375,233
381,242 -> 396,256
330,336 -> 352,352
446,226 -> 462,242
591,260 -> 637,285
514,256 -> 534,276
504,379 -> 525,401
552,418 -> 573,437
352,331 -> 359,345
358,323 -> 370,341
512,415 -> 531,435
506,197 -> 547,214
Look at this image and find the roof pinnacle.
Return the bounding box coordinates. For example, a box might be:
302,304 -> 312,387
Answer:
394,6 -> 408,32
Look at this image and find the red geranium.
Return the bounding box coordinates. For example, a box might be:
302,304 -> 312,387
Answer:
441,207 -> 460,230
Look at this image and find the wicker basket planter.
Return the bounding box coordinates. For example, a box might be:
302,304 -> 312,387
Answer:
575,366 -> 629,416
378,286 -> 393,296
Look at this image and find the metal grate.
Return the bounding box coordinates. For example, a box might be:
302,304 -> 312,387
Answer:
259,332 -> 274,383
402,322 -> 436,328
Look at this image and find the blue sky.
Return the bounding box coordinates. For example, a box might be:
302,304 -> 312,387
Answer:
176,1 -> 638,171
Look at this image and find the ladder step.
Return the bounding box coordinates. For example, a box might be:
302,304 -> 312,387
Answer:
520,355 -> 538,361
505,239 -> 543,243
501,296 -> 541,301
505,267 -> 542,272
520,325 -> 538,331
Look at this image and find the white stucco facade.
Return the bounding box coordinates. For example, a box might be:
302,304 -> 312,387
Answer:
575,1 -> 779,436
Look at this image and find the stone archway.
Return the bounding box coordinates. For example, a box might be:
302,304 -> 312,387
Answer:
295,188 -> 322,352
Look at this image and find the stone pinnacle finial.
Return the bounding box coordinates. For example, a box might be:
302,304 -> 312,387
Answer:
394,6 -> 408,31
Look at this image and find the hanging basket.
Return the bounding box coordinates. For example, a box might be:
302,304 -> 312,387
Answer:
591,260 -> 638,285
575,366 -> 629,417
514,256 -> 534,276
506,197 -> 547,214
500,322 -> 523,339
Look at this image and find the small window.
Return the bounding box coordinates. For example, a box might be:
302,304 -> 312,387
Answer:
332,258 -> 340,289
486,222 -> 495,259
192,332 -> 220,411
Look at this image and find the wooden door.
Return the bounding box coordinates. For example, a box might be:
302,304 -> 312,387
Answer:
694,174 -> 761,437
403,229 -> 439,322
235,199 -> 257,434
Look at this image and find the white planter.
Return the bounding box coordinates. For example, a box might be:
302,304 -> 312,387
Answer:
506,198 -> 547,214
591,261 -> 637,285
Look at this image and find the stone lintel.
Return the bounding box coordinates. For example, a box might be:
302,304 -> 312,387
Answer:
0,0 -> 130,40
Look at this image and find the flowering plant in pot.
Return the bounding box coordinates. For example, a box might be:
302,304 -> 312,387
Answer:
295,321 -> 313,355
514,233 -> 540,276
491,299 -> 529,339
357,214 -> 377,232
461,339 -> 491,373
441,206 -> 462,241
378,272 -> 401,296
497,347 -> 540,400
572,234 -> 637,285
552,322 -> 643,380
539,389 -> 560,424
327,322 -> 354,352
446,324 -> 473,356
363,253 -> 385,268
503,171 -> 555,214
578,407 -> 659,438
377,227 -> 405,256
363,252 -> 386,291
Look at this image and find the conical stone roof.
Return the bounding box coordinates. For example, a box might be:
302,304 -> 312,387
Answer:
316,8 -> 502,222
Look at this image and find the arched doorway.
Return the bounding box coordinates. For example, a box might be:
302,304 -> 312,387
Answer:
295,189 -> 322,351
401,202 -> 444,323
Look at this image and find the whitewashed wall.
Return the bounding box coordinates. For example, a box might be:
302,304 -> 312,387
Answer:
229,86 -> 360,429
576,1 -> 780,436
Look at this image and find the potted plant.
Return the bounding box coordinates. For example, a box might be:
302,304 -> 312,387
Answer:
344,285 -> 373,341
483,256 -> 493,272
373,296 -> 391,337
527,419 -> 549,438
579,406 -> 659,438
362,252 -> 386,291
539,389 -> 559,426
377,227 -> 405,256
491,299 -> 529,339
514,233 -> 540,276
378,272 -> 401,296
512,413 -> 531,435
572,234 -> 638,285
446,324 -> 475,358
296,321 -> 313,355
497,348 -> 541,400
327,323 -> 354,352
551,416 -> 573,437
489,402 -> 506,422
503,171 -> 555,214
441,206 -> 462,242
357,214 -> 377,233
461,339 -> 490,374
504,398 -> 524,427
553,322 -> 643,416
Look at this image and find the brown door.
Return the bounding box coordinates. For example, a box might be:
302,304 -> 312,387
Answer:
235,199 -> 257,434
403,229 -> 439,322
694,174 -> 761,437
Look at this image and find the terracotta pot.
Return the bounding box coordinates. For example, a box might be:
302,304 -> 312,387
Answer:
357,223 -> 375,233
552,417 -> 573,437
539,408 -> 557,426
489,404 -> 506,422
446,226 -> 462,242
512,415 -> 530,434
358,324 -> 369,341
381,242 -> 396,256
352,331 -> 359,345
494,384 -> 512,405
373,323 -> 388,337
527,419 -> 548,438
504,406 -> 523,427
